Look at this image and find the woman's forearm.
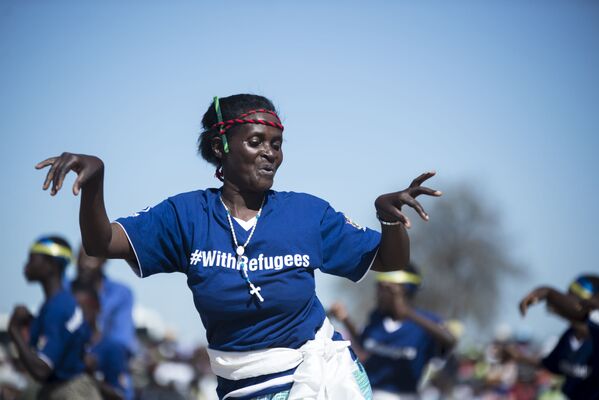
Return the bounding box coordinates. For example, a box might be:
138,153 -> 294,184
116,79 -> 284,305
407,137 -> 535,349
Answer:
372,224 -> 409,272
79,170 -> 112,257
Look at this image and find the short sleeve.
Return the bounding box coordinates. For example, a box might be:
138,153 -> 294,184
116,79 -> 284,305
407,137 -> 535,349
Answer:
101,282 -> 137,354
115,199 -> 187,278
319,205 -> 380,282
36,307 -> 77,369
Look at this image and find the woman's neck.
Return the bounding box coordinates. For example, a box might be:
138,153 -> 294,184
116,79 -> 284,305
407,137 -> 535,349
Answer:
221,183 -> 265,221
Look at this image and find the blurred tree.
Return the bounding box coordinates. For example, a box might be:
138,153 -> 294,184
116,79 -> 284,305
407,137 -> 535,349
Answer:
410,181 -> 525,327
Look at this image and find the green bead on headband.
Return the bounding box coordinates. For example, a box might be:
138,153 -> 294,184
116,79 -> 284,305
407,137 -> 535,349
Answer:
213,96 -> 229,154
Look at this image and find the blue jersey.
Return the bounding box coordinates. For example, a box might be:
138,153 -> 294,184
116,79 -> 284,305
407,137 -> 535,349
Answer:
585,310 -> 599,400
28,290 -> 91,382
90,337 -> 134,400
361,309 -> 443,394
98,276 -> 137,355
116,189 -> 380,398
542,326 -> 598,400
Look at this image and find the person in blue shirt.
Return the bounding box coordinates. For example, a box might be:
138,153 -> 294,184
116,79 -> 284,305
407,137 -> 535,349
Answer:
330,264 -> 456,399
506,274 -> 599,400
8,236 -> 101,400
71,280 -> 134,400
75,247 -> 137,355
35,93 -> 442,399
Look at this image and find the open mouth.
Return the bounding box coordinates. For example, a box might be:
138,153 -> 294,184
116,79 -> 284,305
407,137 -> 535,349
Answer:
258,165 -> 275,176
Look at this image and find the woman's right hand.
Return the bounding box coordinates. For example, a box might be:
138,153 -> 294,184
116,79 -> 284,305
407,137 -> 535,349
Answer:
35,153 -> 104,196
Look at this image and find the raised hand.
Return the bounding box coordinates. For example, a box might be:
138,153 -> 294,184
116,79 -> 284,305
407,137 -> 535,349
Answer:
374,171 -> 442,228
328,302 -> 349,322
9,305 -> 33,332
35,152 -> 104,196
519,287 -> 550,317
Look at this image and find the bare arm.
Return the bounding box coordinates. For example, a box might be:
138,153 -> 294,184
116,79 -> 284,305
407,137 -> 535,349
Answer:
502,344 -> 541,368
383,284 -> 456,352
329,302 -> 362,344
328,302 -> 369,361
8,306 -> 52,382
372,172 -> 441,272
36,153 -> 133,260
519,286 -> 591,322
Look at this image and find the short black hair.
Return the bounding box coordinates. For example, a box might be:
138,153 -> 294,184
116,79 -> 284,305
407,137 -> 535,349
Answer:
198,94 -> 278,167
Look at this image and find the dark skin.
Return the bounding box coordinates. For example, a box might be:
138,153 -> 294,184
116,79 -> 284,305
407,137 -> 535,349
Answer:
503,286 -> 597,367
36,112 -> 441,271
520,286 -> 598,322
329,282 -> 456,361
8,253 -> 62,382
76,245 -> 108,293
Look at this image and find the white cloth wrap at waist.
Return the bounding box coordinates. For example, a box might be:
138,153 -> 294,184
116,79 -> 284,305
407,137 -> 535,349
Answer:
207,317 -> 365,399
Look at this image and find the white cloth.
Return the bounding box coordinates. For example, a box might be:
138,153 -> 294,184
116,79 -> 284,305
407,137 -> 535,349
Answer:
208,317 -> 365,399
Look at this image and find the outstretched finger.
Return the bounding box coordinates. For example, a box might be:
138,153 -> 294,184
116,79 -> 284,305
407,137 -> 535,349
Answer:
72,169 -> 88,195
410,186 -> 443,198
388,208 -> 411,229
410,171 -> 436,188
401,196 -> 428,221
53,158 -> 77,194
42,160 -> 61,192
35,157 -> 58,170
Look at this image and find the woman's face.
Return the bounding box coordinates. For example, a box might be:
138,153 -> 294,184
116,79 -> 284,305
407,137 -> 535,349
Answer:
220,112 -> 284,192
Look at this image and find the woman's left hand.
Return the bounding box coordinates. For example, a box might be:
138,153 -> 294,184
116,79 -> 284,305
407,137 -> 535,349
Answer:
375,171 -> 442,228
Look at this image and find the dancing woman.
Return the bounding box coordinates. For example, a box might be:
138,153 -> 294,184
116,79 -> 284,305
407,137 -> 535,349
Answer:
36,94 -> 441,400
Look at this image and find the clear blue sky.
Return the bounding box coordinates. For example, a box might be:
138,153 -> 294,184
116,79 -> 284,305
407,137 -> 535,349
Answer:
1,0 -> 598,345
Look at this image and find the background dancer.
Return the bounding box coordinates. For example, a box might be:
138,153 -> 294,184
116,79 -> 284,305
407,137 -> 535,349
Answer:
35,93 -> 441,399
506,275 -> 599,400
75,246 -> 137,358
330,264 -> 456,400
8,236 -> 101,400
71,280 -> 133,400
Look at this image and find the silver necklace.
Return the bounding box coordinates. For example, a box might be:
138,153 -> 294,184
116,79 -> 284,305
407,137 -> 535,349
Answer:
219,196 -> 265,302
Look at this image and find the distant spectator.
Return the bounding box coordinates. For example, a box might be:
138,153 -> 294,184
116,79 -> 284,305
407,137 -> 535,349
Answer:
71,280 -> 133,400
330,264 -> 456,399
8,236 -> 100,399
75,245 -> 137,355
506,275 -> 599,400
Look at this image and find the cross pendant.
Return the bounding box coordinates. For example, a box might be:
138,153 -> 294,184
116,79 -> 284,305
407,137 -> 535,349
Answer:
248,283 -> 264,303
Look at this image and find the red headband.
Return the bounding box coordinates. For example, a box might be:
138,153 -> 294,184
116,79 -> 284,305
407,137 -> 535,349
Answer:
211,109 -> 284,133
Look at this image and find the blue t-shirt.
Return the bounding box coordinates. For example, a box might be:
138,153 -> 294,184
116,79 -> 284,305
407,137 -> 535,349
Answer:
90,337 -> 134,400
28,290 -> 91,382
116,189 -> 380,398
542,326 -> 598,400
361,309 -> 443,394
588,310 -> 599,400
99,277 -> 137,355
